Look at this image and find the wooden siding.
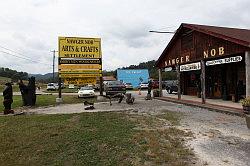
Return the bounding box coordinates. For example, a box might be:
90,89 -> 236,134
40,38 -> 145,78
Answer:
158,28 -> 249,68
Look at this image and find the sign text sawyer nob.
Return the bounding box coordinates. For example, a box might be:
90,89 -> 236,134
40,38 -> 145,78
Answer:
58,36 -> 102,84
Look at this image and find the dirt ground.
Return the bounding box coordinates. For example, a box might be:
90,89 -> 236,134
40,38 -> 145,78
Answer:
18,96 -> 250,166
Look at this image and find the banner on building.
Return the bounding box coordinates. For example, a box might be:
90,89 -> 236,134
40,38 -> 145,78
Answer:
180,62 -> 201,72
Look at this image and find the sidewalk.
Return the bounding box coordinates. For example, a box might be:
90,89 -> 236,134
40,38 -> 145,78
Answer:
155,93 -> 244,116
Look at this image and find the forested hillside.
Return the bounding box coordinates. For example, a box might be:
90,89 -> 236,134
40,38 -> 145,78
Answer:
0,67 -> 28,82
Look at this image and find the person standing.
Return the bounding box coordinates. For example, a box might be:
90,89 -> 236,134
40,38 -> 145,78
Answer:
3,82 -> 14,114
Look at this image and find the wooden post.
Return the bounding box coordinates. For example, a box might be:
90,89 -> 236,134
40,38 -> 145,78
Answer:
177,65 -> 181,100
246,51 -> 250,97
201,60 -> 206,104
100,77 -> 103,96
58,77 -> 62,98
158,68 -> 163,97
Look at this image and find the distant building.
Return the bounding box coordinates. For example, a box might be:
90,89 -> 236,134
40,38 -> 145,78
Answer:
117,69 -> 149,88
102,76 -> 116,81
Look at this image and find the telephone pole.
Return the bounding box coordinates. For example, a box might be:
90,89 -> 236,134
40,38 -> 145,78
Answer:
51,50 -> 57,82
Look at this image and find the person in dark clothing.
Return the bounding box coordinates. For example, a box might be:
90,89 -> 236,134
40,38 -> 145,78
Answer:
148,79 -> 153,95
3,82 -> 14,114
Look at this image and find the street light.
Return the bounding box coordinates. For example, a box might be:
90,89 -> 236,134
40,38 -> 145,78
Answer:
149,29 -> 175,97
149,30 -> 175,34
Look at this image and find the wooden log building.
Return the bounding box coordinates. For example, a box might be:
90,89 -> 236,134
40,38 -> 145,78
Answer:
156,23 -> 250,103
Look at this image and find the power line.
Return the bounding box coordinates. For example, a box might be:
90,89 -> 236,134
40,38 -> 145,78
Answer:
0,46 -> 52,66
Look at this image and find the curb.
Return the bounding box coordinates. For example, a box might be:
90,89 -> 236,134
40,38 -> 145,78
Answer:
154,97 -> 244,117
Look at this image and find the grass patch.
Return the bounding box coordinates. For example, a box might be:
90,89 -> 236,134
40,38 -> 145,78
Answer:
0,95 -> 96,112
0,85 -> 20,92
44,88 -> 79,93
0,111 -> 194,165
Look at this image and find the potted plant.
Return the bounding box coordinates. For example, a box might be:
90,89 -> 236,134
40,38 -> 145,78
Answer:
240,96 -> 250,129
240,96 -> 250,114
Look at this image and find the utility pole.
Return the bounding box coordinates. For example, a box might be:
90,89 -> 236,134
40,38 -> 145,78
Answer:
51,50 -> 57,82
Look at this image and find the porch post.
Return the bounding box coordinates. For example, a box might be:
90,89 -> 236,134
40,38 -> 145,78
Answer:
246,51 -> 250,97
158,68 -> 163,97
177,65 -> 181,100
201,60 -> 206,104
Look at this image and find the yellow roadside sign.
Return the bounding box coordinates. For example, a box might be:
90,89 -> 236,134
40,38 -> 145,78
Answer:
59,70 -> 102,74
59,37 -> 101,59
59,73 -> 102,78
64,77 -> 97,85
59,64 -> 102,70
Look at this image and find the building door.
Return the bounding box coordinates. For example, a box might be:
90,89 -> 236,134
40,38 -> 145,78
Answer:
206,66 -> 222,98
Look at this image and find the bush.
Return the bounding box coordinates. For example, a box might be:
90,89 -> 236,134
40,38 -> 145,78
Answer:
240,96 -> 250,106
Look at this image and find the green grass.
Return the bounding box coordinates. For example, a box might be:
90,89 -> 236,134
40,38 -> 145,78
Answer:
0,85 -> 20,92
0,111 -> 194,165
44,88 -> 79,93
0,95 -> 96,112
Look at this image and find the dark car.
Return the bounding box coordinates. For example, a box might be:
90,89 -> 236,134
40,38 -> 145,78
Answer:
164,80 -> 178,94
104,81 -> 126,96
152,80 -> 159,89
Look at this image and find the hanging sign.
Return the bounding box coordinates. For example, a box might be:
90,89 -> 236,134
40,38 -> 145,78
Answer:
206,56 -> 242,66
164,67 -> 172,72
180,62 -> 201,72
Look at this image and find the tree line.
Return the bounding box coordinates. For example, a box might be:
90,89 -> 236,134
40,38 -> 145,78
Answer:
0,67 -> 28,82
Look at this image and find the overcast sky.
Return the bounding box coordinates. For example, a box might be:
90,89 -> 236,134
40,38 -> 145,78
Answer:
0,0 -> 249,74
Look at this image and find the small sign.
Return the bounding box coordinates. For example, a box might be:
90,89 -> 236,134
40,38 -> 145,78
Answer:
180,62 -> 201,72
64,77 -> 97,85
206,56 -> 242,66
164,67 -> 172,72
59,64 -> 101,70
59,70 -> 102,74
59,73 -> 102,78
59,58 -> 101,65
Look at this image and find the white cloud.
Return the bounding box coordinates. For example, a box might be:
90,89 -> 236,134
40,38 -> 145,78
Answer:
0,0 -> 249,74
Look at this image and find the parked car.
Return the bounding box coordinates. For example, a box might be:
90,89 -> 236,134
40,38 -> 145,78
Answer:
124,83 -> 133,90
68,84 -> 75,89
77,86 -> 95,98
139,82 -> 148,89
104,80 -> 126,96
47,83 -> 58,91
165,80 -> 178,94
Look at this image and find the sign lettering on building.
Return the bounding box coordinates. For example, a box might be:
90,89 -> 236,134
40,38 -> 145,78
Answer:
180,62 -> 201,72
206,56 -> 242,66
203,47 -> 225,58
